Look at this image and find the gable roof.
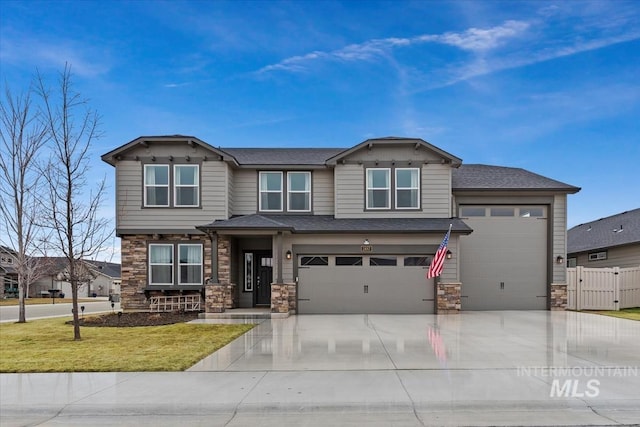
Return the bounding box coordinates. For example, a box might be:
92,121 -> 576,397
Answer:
452,164 -> 580,192
568,208 -> 640,254
83,260 -> 121,278
101,135 -> 238,166
326,137 -> 462,166
198,214 -> 472,234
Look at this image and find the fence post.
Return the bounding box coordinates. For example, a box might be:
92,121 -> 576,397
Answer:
613,266 -> 620,311
576,266 -> 583,311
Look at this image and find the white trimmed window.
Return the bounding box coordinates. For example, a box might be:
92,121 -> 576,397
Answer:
144,165 -> 170,207
395,168 -> 420,209
178,244 -> 202,284
174,165 -> 199,207
149,244 -> 173,284
259,172 -> 283,212
366,168 -> 391,209
287,172 -> 311,212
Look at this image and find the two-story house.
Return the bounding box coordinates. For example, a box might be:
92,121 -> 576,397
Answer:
102,136 -> 579,315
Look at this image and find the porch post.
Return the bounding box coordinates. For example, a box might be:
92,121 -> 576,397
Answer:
210,232 -> 218,283
275,231 -> 283,283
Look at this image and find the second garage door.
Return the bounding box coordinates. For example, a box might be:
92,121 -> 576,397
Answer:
460,205 -> 548,310
297,255 -> 435,314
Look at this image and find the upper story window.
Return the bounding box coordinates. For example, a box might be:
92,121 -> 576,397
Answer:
288,172 -> 311,212
145,165 -> 169,207
395,168 -> 420,209
174,165 -> 199,207
259,172 -> 283,212
259,171 -> 312,212
366,168 -> 391,209
366,167 -> 420,210
144,164 -> 200,208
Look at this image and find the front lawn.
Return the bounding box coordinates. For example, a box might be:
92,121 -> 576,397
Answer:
0,317 -> 254,372
589,307 -> 640,321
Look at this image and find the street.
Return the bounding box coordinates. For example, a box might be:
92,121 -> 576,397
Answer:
0,299 -> 121,323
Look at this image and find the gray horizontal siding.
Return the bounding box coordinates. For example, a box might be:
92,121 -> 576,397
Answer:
334,163 -> 452,218
116,160 -> 228,231
313,169 -> 334,215
552,195 -> 567,283
572,244 -> 640,268
233,169 -> 258,215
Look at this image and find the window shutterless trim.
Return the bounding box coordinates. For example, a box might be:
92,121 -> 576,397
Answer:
259,171 -> 284,212
148,243 -> 174,285
366,168 -> 391,210
177,243 -> 203,285
144,165 -> 170,207
174,164 -> 200,208
395,168 -> 420,210
287,171 -> 312,212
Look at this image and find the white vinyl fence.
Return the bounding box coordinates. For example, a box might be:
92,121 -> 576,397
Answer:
567,266 -> 640,310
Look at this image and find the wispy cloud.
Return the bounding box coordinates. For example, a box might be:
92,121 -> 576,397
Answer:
0,32 -> 110,77
256,20 -> 530,74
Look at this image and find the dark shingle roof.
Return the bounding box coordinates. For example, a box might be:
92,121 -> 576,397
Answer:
220,148 -> 345,166
453,164 -> 580,192
199,215 -> 472,234
84,260 -> 121,278
568,208 -> 640,254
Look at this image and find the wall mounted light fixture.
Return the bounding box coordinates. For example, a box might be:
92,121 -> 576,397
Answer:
363,239 -> 370,245
446,250 -> 452,259
286,250 -> 292,260
556,255 -> 564,264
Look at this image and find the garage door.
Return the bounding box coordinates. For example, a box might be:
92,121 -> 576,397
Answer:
460,205 -> 548,310
298,255 -> 435,314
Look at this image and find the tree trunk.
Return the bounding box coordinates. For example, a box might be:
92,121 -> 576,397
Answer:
17,284 -> 26,323
71,280 -> 81,340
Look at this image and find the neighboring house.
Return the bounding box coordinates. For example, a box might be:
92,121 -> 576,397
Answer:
30,258 -> 121,298
567,208 -> 640,268
101,135 -> 580,314
1,246 -> 18,298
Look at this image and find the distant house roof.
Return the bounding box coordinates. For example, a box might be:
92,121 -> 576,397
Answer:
452,164 -> 580,192
198,215 -> 472,234
568,208 -> 640,254
83,260 -> 121,279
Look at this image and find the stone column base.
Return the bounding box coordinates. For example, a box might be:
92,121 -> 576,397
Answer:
437,282 -> 461,314
271,283 -> 297,314
550,283 -> 567,310
205,283 -> 237,313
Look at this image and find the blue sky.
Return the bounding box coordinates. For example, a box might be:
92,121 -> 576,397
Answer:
1,0 -> 639,260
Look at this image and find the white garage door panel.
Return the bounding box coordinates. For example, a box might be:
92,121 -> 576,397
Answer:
298,256 -> 434,314
461,206 -> 548,310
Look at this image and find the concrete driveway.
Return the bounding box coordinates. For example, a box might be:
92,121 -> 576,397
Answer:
2,311 -> 639,426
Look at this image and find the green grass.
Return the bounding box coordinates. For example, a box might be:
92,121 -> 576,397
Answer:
0,298 -> 96,306
0,317 -> 254,372
589,307 -> 640,321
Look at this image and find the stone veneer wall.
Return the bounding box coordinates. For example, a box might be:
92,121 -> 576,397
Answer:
436,282 -> 461,314
550,283 -> 567,310
204,234 -> 237,313
120,234 -> 212,311
271,283 -> 297,314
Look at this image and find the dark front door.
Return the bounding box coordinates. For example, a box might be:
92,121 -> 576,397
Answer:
255,253 -> 273,306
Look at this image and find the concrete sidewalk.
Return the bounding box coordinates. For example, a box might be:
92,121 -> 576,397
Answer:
2,311 -> 639,426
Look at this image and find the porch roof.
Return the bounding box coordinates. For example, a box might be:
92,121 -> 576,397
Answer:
197,215 -> 472,234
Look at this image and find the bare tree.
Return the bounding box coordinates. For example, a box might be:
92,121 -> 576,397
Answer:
36,64 -> 110,340
0,83 -> 49,323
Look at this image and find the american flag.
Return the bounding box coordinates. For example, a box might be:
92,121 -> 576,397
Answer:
427,225 -> 451,279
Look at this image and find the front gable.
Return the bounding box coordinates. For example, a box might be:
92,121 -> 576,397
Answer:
330,137 -> 460,219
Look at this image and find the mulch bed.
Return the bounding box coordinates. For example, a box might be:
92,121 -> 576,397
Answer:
67,311 -> 200,327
